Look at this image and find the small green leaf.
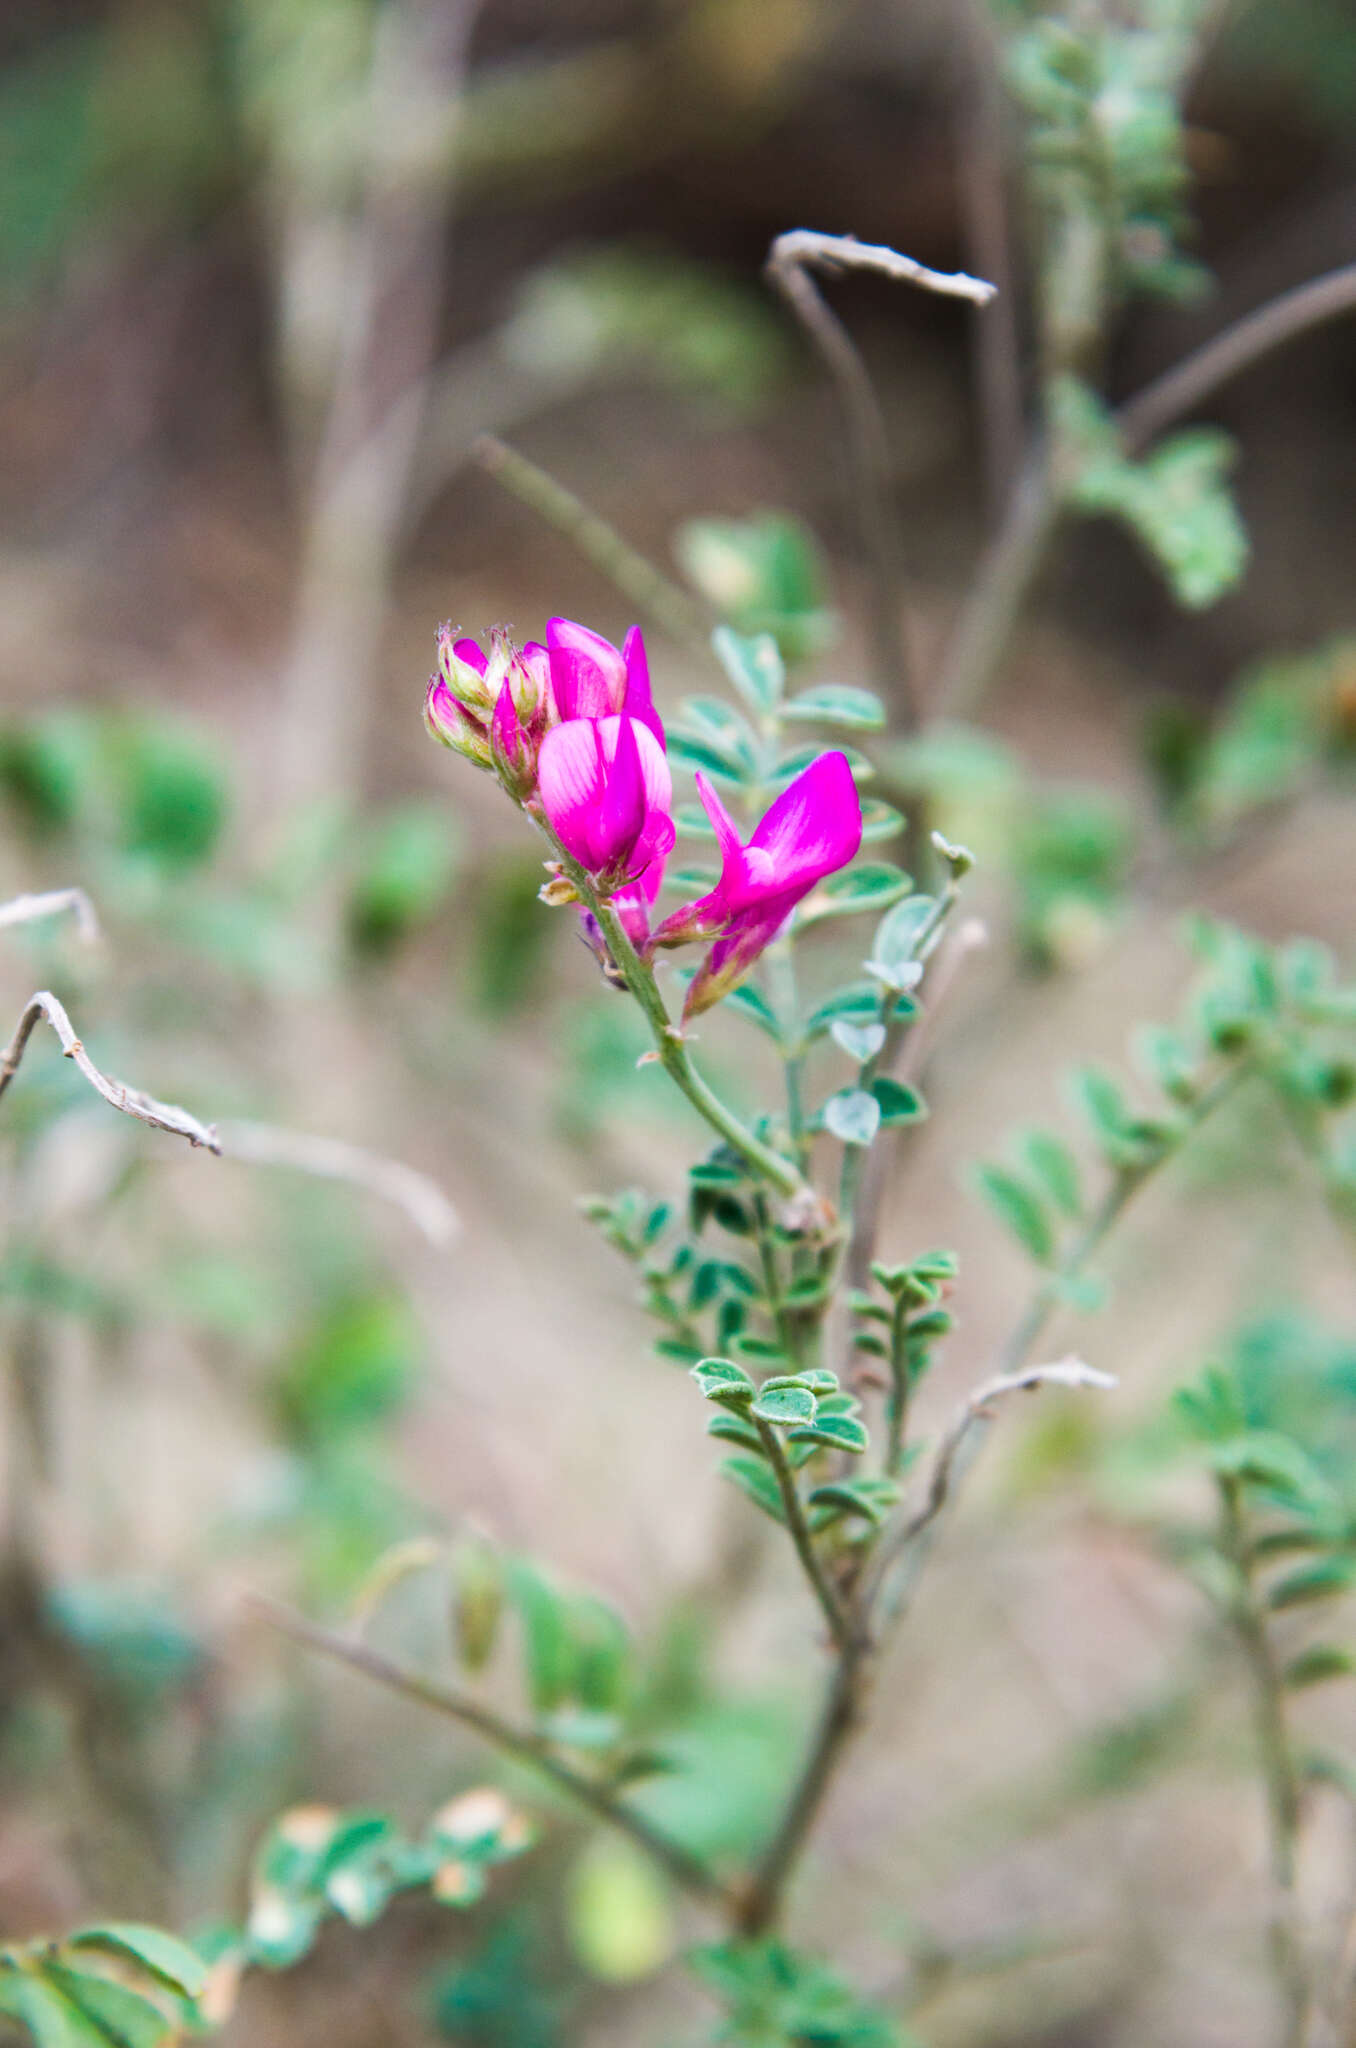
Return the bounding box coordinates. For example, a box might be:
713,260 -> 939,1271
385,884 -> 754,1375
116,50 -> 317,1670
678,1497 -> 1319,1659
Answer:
67,1928 -> 207,2003
871,1077 -> 926,1126
46,1962 -> 182,2048
974,1164 -> 1055,1263
822,1089 -> 881,1147
806,1477 -> 901,1528
707,1412 -> 764,1451
788,1413 -> 870,1454
1283,1645 -> 1355,1690
859,799 -> 906,843
721,982 -> 781,1040
720,1455 -> 788,1523
1268,1556 -> 1356,1610
798,863 -> 912,924
831,1020 -> 885,1064
805,983 -> 885,1038
508,1561 -> 574,1716
750,1384 -> 817,1427
783,684 -> 886,730
710,627 -> 784,713
671,696 -> 759,776
666,732 -> 750,784
691,1358 -> 756,1405
872,893 -> 937,972
1021,1129 -> 1083,1218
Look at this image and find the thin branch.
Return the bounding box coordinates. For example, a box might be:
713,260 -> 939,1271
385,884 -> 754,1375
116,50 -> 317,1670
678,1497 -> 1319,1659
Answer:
932,261 -> 1356,721
472,435 -> 714,658
845,916 -> 989,1295
765,231 -> 995,728
0,889 -> 100,945
218,1122 -> 458,1246
889,1357 -> 1116,1558
248,1593 -> 734,1911
1118,261 -> 1356,454
955,0 -> 1026,517
0,988 -> 460,1242
1217,1478 -> 1310,2048
0,992 -> 221,1152
736,1627 -> 872,1937
753,1416 -> 852,1653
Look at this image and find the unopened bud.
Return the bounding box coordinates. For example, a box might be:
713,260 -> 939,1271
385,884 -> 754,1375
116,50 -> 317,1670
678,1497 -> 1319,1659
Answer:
424,675 -> 492,767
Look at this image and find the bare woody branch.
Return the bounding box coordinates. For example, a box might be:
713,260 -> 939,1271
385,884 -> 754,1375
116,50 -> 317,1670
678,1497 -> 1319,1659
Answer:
0,889 -> 100,944
0,990 -> 222,1152
893,1356 -> 1117,1558
0,949 -> 458,1239
219,1121 -> 458,1246
765,232 -> 995,729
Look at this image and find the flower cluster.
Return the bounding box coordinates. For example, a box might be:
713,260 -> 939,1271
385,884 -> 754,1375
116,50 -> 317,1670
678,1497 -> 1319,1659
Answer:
425,615 -> 862,1016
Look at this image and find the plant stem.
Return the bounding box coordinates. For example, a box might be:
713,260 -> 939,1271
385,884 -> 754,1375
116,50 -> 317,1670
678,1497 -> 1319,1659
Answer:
473,435 -> 714,658
736,1625 -> 873,1936
752,1419 -> 851,1653
1217,1480 -> 1309,2048
546,838 -> 811,1205
1117,261 -> 1356,455
250,1594 -> 734,1911
929,444 -> 1060,722
884,1292 -> 912,1478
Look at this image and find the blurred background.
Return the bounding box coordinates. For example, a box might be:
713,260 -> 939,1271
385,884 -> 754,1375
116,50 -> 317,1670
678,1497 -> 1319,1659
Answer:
0,1 -> 1354,2043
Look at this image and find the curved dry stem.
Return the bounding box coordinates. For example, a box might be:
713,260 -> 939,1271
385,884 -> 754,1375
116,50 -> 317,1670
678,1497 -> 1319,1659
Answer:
0,991 -> 221,1153
0,889 -> 100,945
766,231 -> 995,729
218,1121 -> 459,1246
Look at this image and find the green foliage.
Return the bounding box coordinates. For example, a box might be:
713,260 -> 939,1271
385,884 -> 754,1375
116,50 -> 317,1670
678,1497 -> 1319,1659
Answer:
1002,0 -> 1214,360
1013,783 -> 1133,968
0,1923 -> 206,2048
345,801 -> 461,955
691,1940 -> 901,2047
677,517 -> 835,661
241,1791 -> 533,1970
1144,637 -> 1356,842
275,1291 -> 423,1445
1052,377 -> 1248,608
977,921 -> 1356,1281
497,245 -> 793,413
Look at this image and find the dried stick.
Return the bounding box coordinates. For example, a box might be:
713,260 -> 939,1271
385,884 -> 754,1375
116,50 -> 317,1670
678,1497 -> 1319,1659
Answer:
0,991 -> 221,1152
887,1357 -> 1116,1560
249,1593 -> 734,1912
765,232 -> 995,728
0,979 -> 459,1238
218,1121 -> 458,1245
0,889 -> 100,944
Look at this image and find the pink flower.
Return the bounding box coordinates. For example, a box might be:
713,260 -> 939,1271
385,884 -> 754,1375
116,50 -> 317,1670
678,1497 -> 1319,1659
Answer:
545,618 -> 664,747
538,712 -> 675,902
649,752 -> 862,1018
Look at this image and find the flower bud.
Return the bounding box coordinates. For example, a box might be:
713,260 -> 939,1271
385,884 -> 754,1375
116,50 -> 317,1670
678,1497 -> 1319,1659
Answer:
490,680 -> 538,799
424,674 -> 492,767
436,624 -> 500,719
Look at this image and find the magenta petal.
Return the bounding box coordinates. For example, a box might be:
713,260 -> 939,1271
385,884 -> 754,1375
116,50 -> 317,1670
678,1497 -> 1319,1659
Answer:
538,719 -> 607,866
597,713 -> 648,870
547,617 -> 628,722
622,625 -> 665,747
453,637 -> 488,676
747,751 -> 862,892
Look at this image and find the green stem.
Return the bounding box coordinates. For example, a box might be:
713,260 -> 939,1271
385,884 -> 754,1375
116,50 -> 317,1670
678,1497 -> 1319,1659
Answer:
1217,1480 -> 1309,2048
884,1293 -> 911,1478
753,1418 -> 851,1653
752,1195 -> 799,1366
763,934 -> 808,1169
545,835 -> 809,1204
